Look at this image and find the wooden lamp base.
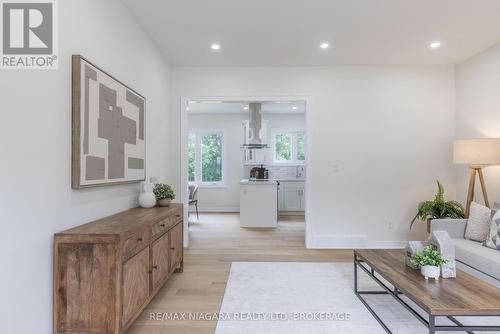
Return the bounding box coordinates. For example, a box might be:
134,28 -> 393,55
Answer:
465,166 -> 490,217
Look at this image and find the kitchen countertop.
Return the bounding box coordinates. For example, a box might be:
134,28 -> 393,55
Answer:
240,179 -> 279,185
240,178 -> 305,185
277,179 -> 306,182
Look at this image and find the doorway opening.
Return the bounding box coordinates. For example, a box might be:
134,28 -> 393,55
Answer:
180,97 -> 310,248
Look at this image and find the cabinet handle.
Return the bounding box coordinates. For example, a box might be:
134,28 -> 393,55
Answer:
152,265 -> 158,269
171,247 -> 175,250
136,237 -> 143,242
160,224 -> 165,227
176,214 -> 181,218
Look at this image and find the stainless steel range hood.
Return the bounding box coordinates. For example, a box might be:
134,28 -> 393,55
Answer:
241,102 -> 269,149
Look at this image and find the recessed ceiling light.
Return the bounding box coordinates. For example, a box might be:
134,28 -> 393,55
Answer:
320,42 -> 330,49
292,106 -> 298,110
430,41 -> 441,49
211,44 -> 221,50
243,106 -> 249,110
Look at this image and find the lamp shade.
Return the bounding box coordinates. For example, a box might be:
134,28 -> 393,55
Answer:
453,139 -> 500,166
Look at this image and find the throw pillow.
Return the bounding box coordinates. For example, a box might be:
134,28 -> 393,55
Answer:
485,210 -> 500,250
465,202 -> 491,242
491,201 -> 500,219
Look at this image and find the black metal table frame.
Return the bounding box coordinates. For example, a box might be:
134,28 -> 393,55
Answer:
354,254 -> 500,334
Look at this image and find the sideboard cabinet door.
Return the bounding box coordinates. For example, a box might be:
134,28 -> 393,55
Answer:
122,247 -> 150,326
151,232 -> 170,291
170,223 -> 183,271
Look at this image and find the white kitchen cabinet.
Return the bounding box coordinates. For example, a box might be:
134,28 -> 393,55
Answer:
279,181 -> 305,212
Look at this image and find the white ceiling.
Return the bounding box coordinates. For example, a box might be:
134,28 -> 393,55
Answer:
122,0 -> 500,66
188,101 -> 306,114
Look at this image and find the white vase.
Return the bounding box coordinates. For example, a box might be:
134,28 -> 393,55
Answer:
138,182 -> 156,208
421,265 -> 440,280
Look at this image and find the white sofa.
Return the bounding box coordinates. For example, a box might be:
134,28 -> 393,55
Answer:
431,218 -> 500,287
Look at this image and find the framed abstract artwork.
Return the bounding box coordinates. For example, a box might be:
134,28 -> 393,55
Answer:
72,55 -> 146,188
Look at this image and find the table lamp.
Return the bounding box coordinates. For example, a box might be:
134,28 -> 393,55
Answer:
453,139 -> 500,217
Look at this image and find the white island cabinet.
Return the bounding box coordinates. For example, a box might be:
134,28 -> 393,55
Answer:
240,180 -> 278,228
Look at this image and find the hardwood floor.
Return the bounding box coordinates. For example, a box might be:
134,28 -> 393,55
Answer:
129,213 -> 352,334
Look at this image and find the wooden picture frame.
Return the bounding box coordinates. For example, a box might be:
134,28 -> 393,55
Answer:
72,55 -> 146,188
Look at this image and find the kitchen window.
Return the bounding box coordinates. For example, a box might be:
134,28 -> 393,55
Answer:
272,129 -> 305,163
188,130 -> 225,186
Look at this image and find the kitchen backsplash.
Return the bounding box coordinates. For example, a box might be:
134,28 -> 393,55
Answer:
244,165 -> 306,180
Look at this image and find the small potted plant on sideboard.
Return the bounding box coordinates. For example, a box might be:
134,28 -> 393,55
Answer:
411,245 -> 447,280
153,183 -> 175,207
410,180 -> 465,233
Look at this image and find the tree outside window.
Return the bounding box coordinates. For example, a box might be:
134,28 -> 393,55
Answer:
275,134 -> 292,161
188,130 -> 225,186
273,130 -> 305,163
297,132 -> 305,161
201,134 -> 223,182
188,133 -> 196,182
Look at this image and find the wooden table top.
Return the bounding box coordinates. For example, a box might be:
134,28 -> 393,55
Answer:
354,249 -> 500,316
56,204 -> 183,237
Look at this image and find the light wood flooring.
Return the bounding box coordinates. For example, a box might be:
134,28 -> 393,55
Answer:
129,213 -> 353,334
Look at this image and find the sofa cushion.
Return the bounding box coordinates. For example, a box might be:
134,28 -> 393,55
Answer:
465,202 -> 491,242
453,238 -> 500,280
485,210 -> 500,250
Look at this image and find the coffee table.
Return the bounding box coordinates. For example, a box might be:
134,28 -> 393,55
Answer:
354,249 -> 500,334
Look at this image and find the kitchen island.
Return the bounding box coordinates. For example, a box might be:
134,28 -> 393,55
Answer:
239,179 -> 279,228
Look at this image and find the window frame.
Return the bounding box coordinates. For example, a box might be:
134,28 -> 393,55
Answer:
188,128 -> 226,188
271,128 -> 306,165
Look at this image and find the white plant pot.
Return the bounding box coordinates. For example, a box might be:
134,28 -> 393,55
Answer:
421,265 -> 440,280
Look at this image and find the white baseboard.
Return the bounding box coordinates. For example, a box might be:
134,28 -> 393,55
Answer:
308,234 -> 406,249
189,206 -> 240,213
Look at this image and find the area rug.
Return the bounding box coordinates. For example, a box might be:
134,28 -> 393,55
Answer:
215,262 -> 500,334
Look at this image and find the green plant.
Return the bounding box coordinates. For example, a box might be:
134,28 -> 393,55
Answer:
411,246 -> 447,267
153,183 -> 175,200
410,180 -> 465,229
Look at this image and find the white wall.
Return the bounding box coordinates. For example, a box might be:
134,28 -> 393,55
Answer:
0,1 -> 172,333
456,43 -> 500,204
171,66 -> 457,247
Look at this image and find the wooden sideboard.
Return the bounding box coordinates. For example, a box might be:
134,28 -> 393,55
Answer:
53,204 -> 184,334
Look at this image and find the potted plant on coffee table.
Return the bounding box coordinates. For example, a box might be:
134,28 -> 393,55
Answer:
410,180 -> 465,233
153,183 -> 175,207
411,245 -> 447,280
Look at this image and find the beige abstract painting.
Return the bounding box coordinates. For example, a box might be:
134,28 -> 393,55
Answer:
72,55 -> 146,188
